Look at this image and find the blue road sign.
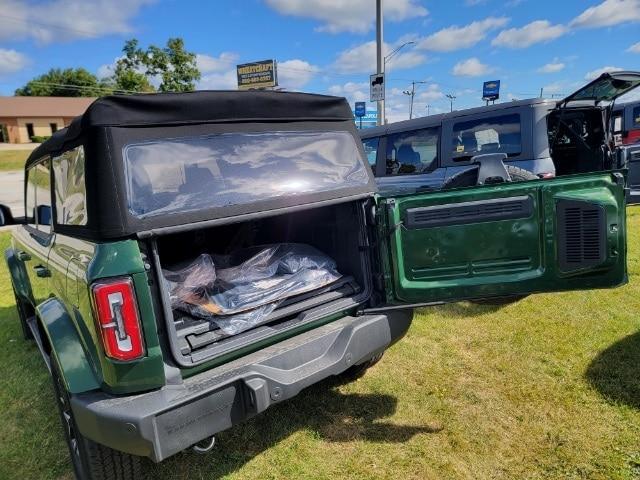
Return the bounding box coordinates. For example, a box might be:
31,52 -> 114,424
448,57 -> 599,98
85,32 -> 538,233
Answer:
483,80 -> 500,101
355,102 -> 366,117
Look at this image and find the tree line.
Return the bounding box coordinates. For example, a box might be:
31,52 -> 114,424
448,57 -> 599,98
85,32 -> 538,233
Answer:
15,38 -> 201,97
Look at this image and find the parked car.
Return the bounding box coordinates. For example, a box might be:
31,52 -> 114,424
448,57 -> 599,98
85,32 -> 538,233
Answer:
612,99 -> 640,203
362,71 -> 640,196
2,91 -> 629,479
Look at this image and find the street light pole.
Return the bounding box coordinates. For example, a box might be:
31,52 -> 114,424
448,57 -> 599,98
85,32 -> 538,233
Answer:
382,40 -> 416,124
376,0 -> 384,126
403,80 -> 427,120
446,93 -> 456,112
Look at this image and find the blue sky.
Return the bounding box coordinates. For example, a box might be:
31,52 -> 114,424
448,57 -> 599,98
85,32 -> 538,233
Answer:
0,0 -> 639,121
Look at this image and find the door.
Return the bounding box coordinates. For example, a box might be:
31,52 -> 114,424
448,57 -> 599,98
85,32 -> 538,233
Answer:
376,171 -> 626,305
13,158 -> 54,307
625,145 -> 640,203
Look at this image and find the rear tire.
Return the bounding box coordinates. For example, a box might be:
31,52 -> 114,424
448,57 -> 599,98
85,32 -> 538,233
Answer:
50,358 -> 148,480
442,165 -> 537,306
338,352 -> 384,382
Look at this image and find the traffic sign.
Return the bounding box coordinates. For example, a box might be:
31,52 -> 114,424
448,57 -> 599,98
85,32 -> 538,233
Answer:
370,73 -> 385,102
354,102 -> 366,117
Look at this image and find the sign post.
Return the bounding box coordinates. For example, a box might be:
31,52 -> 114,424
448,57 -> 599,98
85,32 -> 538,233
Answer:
354,102 -> 366,129
482,80 -> 500,105
237,60 -> 278,90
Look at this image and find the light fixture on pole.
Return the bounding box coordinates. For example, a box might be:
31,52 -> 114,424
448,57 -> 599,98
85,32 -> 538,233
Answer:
380,40 -> 416,124
445,93 -> 457,112
403,80 -> 427,120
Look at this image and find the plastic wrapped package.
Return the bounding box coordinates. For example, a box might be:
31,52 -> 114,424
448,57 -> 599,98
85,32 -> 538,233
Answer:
163,244 -> 342,336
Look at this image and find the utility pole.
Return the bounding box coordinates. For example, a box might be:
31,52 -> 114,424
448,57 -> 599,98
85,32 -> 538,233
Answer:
446,93 -> 456,112
426,104 -> 431,116
403,81 -> 427,120
376,0 -> 384,126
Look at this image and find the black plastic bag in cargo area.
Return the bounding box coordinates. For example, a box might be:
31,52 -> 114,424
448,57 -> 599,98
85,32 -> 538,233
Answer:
162,244 -> 342,336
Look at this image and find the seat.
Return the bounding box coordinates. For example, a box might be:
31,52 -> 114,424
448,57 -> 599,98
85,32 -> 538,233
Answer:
396,144 -> 421,173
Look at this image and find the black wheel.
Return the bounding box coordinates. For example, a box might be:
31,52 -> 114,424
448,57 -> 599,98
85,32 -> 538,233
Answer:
443,165 -> 537,306
50,358 -> 148,480
12,285 -> 33,340
338,351 -> 384,382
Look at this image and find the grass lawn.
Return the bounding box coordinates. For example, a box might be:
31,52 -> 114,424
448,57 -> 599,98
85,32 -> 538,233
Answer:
0,150 -> 29,171
1,208 -> 639,479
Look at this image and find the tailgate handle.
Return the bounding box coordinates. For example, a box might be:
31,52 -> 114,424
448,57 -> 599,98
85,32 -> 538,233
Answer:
33,265 -> 51,278
17,251 -> 31,261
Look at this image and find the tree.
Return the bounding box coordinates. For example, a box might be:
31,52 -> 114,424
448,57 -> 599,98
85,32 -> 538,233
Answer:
145,38 -> 201,92
15,68 -> 111,97
111,39 -> 156,94
110,38 -> 200,93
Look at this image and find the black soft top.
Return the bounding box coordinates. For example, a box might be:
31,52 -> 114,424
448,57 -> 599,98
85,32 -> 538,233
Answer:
26,90 -> 374,240
27,90 -> 353,167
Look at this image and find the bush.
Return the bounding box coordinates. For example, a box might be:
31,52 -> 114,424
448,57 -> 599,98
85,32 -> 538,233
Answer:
30,135 -> 51,143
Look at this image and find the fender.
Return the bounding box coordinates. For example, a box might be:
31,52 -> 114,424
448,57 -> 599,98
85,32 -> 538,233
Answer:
36,298 -> 100,394
5,247 -> 33,302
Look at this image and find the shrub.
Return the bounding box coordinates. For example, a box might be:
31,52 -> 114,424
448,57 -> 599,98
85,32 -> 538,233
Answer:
30,135 -> 51,143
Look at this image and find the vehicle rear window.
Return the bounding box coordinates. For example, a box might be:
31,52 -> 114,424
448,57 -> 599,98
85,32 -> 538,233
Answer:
452,113 -> 521,161
123,131 -> 369,217
362,137 -> 379,169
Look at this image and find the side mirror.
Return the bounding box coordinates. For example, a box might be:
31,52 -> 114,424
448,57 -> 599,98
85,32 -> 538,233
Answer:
0,204 -> 14,227
36,205 -> 52,226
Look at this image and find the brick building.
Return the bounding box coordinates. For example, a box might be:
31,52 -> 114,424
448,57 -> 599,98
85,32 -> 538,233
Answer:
0,96 -> 95,144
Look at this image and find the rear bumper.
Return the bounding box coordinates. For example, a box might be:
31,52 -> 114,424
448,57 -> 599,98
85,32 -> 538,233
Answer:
70,311 -> 412,462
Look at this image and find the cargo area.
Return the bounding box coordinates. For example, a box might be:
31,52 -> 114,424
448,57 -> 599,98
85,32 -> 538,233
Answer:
152,201 -> 372,365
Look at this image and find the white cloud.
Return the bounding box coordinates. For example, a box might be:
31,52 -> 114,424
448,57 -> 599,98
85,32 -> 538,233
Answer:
584,66 -> 624,80
570,0 -> 640,29
277,59 -> 319,90
333,41 -> 426,74
417,83 -> 445,101
417,17 -> 509,51
628,41 -> 640,53
492,20 -> 568,48
0,48 -> 30,75
327,81 -> 369,103
538,60 -> 565,73
264,0 -> 428,34
198,70 -> 238,90
542,82 -> 565,94
196,52 -> 239,73
452,57 -> 493,77
0,0 -> 154,44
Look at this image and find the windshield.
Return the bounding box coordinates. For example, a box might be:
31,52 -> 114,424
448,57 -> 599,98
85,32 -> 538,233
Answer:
123,131 -> 369,217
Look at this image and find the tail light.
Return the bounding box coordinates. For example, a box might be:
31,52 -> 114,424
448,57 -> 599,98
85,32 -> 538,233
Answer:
91,277 -> 145,361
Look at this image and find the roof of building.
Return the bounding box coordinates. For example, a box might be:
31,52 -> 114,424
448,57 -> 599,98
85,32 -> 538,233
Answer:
0,96 -> 96,118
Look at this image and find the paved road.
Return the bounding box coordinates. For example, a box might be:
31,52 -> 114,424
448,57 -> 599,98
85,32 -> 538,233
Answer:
0,170 -> 24,218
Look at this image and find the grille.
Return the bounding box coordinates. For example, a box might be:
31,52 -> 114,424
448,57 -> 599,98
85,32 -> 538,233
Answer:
557,200 -> 605,272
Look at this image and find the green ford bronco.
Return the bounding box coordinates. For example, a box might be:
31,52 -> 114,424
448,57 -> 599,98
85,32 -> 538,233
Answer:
3,91 -> 629,479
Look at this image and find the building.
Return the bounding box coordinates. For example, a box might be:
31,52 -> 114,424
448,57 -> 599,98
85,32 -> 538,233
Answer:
0,96 -> 96,144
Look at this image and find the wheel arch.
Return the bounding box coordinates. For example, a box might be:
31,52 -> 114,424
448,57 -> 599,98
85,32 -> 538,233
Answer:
36,298 -> 100,394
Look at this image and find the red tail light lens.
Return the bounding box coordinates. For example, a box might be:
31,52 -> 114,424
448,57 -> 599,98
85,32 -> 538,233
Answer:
91,277 -> 145,361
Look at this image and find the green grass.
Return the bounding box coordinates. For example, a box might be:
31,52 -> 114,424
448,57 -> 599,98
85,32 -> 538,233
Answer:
1,209 -> 640,479
0,150 -> 29,171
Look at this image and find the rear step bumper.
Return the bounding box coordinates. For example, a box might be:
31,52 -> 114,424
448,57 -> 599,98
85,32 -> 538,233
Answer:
70,311 -> 413,462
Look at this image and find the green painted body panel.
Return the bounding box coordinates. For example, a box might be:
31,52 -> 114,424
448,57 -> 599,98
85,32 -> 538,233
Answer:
378,172 -> 627,304
45,236 -> 165,394
36,299 -> 100,393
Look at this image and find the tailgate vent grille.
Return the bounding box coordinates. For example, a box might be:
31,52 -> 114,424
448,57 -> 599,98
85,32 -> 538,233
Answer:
557,200 -> 606,272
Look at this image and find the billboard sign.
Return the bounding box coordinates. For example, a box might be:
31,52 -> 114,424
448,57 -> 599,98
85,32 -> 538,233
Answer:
237,60 -> 278,90
370,73 -> 385,102
353,109 -> 378,129
482,80 -> 500,101
354,102 -> 366,117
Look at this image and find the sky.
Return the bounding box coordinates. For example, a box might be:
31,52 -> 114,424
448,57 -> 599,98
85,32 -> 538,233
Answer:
0,0 -> 639,122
